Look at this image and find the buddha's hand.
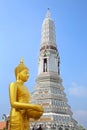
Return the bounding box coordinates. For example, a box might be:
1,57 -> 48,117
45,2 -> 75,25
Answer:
33,104 -> 44,112
27,105 -> 44,120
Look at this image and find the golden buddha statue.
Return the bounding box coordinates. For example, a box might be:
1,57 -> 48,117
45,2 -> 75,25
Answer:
9,59 -> 44,130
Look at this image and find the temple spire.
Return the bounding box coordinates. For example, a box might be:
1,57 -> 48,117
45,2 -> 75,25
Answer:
46,8 -> 51,18
31,10 -> 78,130
41,9 -> 56,47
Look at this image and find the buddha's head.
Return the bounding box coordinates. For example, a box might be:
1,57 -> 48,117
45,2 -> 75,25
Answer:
15,59 -> 29,82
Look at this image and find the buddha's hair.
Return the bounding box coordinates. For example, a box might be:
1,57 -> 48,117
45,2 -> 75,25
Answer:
15,59 -> 28,79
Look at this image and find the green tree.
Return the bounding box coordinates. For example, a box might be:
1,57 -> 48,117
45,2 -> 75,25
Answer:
78,125 -> 86,130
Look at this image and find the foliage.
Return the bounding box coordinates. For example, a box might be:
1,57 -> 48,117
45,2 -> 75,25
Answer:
78,125 -> 86,130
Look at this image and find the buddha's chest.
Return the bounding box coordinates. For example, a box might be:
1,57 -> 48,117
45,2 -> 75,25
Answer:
17,85 -> 30,102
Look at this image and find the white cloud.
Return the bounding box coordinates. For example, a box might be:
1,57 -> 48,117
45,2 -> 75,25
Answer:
68,82 -> 87,97
73,110 -> 87,128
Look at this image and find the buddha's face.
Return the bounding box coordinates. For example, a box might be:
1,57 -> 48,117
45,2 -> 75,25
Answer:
19,69 -> 29,82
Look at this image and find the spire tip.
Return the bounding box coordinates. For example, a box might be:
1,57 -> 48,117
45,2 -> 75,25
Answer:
46,8 -> 51,18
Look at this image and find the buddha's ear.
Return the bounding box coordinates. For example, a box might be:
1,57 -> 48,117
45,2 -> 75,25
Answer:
17,73 -> 20,81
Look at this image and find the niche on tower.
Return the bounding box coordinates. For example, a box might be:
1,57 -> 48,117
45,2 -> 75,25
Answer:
58,56 -> 60,75
43,58 -> 47,72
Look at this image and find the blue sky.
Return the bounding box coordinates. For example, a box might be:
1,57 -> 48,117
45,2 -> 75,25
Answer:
0,0 -> 87,128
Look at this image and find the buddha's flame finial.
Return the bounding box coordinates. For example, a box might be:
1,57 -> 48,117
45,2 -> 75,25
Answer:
20,58 -> 24,64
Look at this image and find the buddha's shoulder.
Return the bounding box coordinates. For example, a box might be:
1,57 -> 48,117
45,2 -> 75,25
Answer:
9,82 -> 18,92
9,82 -> 17,88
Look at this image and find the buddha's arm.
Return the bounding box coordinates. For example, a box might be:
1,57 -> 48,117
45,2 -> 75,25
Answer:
9,83 -> 43,112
